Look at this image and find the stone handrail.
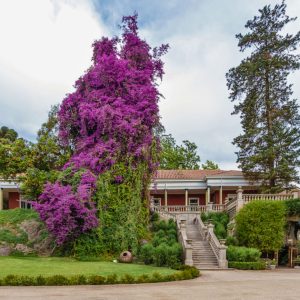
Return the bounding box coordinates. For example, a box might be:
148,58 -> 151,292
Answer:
177,220 -> 193,266
152,205 -> 208,213
152,205 -> 227,213
226,199 -> 237,220
196,217 -> 227,269
205,223 -> 228,269
212,204 -> 226,211
243,193 -> 294,203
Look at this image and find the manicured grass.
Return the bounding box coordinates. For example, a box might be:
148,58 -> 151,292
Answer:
0,257 -> 178,277
0,209 -> 39,225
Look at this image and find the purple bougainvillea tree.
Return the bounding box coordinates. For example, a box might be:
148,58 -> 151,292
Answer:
34,14 -> 168,247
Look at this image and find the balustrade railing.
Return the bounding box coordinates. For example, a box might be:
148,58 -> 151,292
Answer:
152,205 -> 226,213
152,205 -> 208,213
242,193 -> 294,203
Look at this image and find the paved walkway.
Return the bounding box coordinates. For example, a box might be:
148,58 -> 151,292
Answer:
1,269 -> 300,300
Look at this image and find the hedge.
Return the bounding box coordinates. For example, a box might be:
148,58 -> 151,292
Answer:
0,266 -> 200,286
228,261 -> 266,270
227,246 -> 261,262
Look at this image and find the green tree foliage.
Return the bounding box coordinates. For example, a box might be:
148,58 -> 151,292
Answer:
0,133 -> 31,179
31,105 -> 71,171
235,200 -> 286,252
226,2 -> 300,192
20,106 -> 71,200
0,126 -> 18,142
95,161 -> 150,255
202,160 -> 219,170
285,198 -> 300,216
159,134 -> 200,169
201,212 -> 229,239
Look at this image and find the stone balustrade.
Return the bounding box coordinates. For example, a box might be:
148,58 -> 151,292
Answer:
198,217 -> 228,269
177,219 -> 193,266
152,204 -> 225,214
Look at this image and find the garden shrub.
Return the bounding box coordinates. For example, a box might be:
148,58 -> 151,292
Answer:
0,266 -> 200,286
45,275 -> 70,286
120,274 -> 135,284
228,261 -> 266,270
140,243 -> 155,265
88,275 -> 106,285
72,230 -> 103,259
139,217 -> 182,268
285,198 -> 300,216
235,201 -> 286,252
226,236 -> 238,246
105,274 -> 118,284
201,212 -> 229,239
227,246 -> 261,262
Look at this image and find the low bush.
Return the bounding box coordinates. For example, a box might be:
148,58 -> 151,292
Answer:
226,236 -> 238,246
228,261 -> 266,270
0,266 -> 200,286
227,246 -> 261,262
285,198 -> 300,216
201,212 -> 229,239
140,217 -> 182,268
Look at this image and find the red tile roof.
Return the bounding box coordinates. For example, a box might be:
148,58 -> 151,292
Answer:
154,169 -> 243,180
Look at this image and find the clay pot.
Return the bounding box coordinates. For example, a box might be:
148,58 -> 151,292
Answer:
119,251 -> 133,263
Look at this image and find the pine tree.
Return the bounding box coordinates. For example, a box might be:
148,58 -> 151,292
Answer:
226,1 -> 300,192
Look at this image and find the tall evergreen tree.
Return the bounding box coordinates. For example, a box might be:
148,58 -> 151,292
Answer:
226,1 -> 300,192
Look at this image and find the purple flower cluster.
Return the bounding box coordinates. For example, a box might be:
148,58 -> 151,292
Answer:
58,14 -> 168,174
33,182 -> 98,245
34,14 -> 168,245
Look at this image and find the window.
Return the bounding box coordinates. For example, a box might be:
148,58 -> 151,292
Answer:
189,198 -> 199,206
152,198 -> 161,206
20,199 -> 32,209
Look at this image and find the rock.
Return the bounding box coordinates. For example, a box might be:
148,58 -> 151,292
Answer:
0,244 -> 12,256
19,220 -> 41,242
15,244 -> 34,254
34,236 -> 54,256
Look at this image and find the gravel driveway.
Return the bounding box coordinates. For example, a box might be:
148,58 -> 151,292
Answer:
1,268 -> 300,300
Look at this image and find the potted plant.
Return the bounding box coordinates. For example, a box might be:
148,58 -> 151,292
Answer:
269,259 -> 277,270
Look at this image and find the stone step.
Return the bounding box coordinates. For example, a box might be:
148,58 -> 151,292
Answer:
193,256 -> 216,258
192,256 -> 218,262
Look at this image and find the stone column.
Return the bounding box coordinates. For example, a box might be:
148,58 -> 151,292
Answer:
185,239 -> 193,266
0,188 -> 3,210
220,186 -> 223,204
164,189 -> 168,207
236,186 -> 244,212
207,223 -> 214,235
206,186 -> 211,205
218,239 -> 228,269
185,189 -> 188,206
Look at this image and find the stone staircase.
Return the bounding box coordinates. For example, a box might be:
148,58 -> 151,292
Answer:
186,223 -> 219,269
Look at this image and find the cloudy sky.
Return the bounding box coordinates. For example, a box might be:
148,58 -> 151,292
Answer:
1,0 -> 300,169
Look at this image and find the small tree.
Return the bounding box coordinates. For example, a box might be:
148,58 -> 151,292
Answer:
0,133 -> 31,179
159,134 -> 200,169
202,160 -> 219,170
235,200 -> 286,253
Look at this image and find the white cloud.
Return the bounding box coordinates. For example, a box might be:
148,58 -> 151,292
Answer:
0,0 -> 108,139
1,0 -> 300,170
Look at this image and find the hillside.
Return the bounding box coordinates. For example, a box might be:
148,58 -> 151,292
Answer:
0,209 -> 53,256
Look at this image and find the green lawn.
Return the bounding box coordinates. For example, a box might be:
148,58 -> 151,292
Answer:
0,257 -> 178,277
